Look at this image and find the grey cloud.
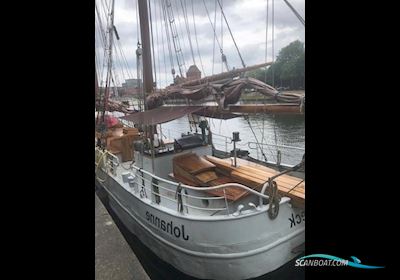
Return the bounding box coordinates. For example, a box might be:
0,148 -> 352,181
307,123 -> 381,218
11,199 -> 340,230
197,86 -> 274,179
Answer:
96,0 -> 304,88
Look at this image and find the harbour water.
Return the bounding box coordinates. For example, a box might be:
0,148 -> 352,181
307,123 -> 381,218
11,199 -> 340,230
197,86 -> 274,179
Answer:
111,108 -> 305,165
162,114 -> 305,166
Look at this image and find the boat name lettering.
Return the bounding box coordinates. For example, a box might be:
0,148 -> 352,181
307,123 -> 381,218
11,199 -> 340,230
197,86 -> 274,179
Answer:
145,211 -> 189,241
289,211 -> 305,228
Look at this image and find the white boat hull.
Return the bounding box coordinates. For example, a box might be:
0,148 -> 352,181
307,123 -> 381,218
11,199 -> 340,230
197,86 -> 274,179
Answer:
97,171 -> 305,280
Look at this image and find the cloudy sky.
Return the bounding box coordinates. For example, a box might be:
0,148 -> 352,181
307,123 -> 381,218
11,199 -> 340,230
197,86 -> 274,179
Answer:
95,0 -> 304,88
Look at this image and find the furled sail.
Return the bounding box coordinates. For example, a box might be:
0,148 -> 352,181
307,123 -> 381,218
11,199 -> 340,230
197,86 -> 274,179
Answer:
95,98 -> 136,114
145,63 -> 303,110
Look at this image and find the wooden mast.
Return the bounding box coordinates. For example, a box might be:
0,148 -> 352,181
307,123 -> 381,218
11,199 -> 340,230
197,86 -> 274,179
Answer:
95,62 -> 101,126
95,64 -> 99,98
138,0 -> 154,110
138,0 -> 156,173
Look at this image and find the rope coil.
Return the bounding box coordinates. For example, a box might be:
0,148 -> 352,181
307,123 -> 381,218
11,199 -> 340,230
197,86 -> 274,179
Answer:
267,179 -> 280,219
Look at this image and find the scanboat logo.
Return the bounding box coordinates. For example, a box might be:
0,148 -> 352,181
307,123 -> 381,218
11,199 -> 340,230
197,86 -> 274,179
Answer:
295,254 -> 384,269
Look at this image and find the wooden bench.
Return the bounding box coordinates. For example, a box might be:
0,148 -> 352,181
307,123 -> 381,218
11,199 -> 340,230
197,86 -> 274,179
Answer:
172,153 -> 248,201
168,173 -> 248,201
173,152 -> 216,175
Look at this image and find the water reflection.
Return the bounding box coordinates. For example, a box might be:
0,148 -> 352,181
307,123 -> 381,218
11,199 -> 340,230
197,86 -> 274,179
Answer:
162,114 -> 305,165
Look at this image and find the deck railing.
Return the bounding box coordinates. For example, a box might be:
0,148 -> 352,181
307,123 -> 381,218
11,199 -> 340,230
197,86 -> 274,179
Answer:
95,148 -> 272,216
212,132 -> 304,167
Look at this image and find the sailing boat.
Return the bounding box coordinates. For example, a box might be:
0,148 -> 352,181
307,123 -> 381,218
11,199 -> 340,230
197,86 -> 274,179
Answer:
95,0 -> 305,279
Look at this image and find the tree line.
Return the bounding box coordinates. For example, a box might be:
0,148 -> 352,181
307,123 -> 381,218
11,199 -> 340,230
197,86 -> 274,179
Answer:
247,40 -> 305,90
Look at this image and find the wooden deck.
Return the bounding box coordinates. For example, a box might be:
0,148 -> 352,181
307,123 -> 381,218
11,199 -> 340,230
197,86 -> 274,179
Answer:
205,156 -> 305,208
171,153 -> 305,207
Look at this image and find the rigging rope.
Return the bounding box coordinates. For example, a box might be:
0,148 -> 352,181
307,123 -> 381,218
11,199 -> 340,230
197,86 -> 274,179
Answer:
245,116 -> 268,163
100,0 -> 110,21
212,0 -> 217,75
102,0 -> 110,15
95,2 -> 108,85
112,45 -> 126,80
220,0 -> 223,73
116,38 -> 134,79
95,3 -> 107,46
261,0 -> 269,145
251,114 -> 276,160
173,0 -> 188,74
203,0 -> 224,61
180,0 -> 196,66
273,115 -> 279,164
272,0 -> 275,87
161,0 -> 176,79
95,53 -> 101,82
283,0 -> 305,26
153,0 -> 161,88
165,0 -> 187,76
97,0 -> 115,90
135,0 -> 140,44
95,30 -> 104,79
191,0 -> 206,76
149,0 -> 157,88
102,0 -> 116,121
287,179 -> 304,194
159,0 -> 168,87
216,0 -> 245,68
264,0 -> 269,84
97,0 -> 135,101
100,0 -> 111,85
110,46 -> 122,92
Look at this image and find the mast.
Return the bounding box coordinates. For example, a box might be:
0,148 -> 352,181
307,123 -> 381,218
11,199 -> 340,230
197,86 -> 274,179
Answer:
95,63 -> 99,99
95,62 -> 101,125
138,0 -> 154,110
102,0 -> 116,121
136,43 -> 143,112
138,0 -> 156,173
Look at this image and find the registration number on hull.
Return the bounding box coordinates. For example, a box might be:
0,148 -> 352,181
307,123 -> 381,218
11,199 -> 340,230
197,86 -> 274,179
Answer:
289,211 -> 305,228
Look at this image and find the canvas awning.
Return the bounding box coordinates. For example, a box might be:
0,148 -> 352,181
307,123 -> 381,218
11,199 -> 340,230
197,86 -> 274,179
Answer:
119,103 -> 301,126
119,106 -> 204,125
195,108 -> 241,119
